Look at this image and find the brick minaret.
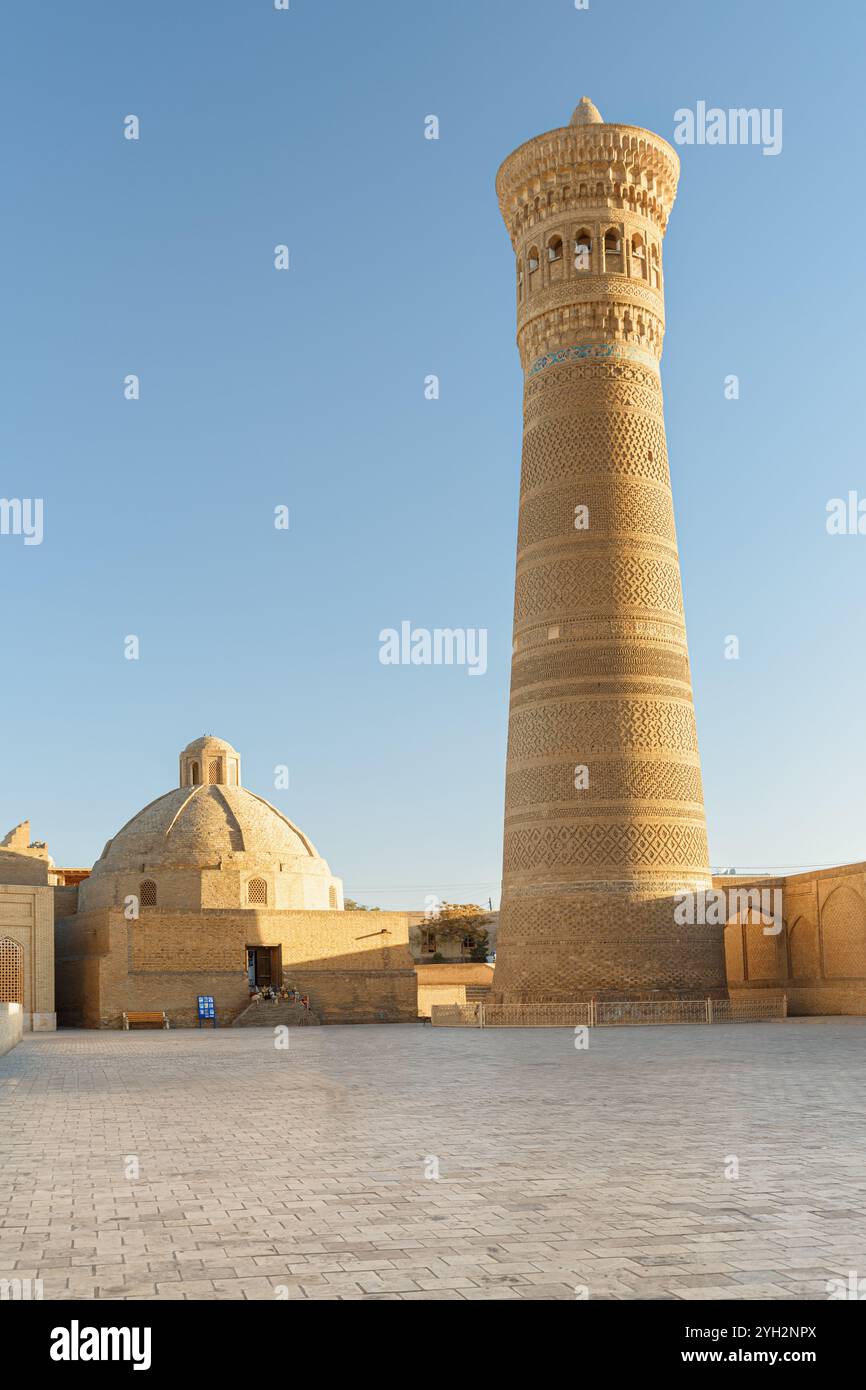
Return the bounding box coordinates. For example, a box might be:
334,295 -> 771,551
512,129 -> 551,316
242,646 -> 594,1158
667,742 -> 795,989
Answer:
494,98 -> 725,1000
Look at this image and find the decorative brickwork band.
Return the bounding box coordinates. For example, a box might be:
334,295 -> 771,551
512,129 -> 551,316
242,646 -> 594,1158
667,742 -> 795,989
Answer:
527,340 -> 660,378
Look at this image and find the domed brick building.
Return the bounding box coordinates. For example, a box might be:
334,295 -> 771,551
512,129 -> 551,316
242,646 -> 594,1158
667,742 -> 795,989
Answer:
55,736 -> 416,1027
79,736 -> 344,916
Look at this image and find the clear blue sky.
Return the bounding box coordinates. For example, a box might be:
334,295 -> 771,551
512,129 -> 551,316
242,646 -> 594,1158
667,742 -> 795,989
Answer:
2,0 -> 864,905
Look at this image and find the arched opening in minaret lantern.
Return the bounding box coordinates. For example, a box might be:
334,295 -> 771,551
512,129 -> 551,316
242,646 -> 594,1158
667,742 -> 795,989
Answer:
631,234 -> 647,280
603,228 -> 623,272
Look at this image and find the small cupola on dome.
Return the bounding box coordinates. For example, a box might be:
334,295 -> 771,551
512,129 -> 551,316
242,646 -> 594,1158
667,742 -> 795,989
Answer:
179,735 -> 241,788
570,95 -> 604,127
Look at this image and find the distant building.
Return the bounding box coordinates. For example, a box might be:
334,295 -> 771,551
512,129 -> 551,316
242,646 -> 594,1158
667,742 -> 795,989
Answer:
0,820 -> 59,1030
409,912 -> 498,962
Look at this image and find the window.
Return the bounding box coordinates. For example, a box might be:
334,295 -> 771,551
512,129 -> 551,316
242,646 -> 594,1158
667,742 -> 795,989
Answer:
651,244 -> 661,288
547,235 -> 564,282
139,879 -> 157,907
0,937 -> 24,1005
631,234 -> 647,279
527,246 -> 540,281
517,264 -> 524,302
574,230 -> 592,271
248,878 -> 267,905
189,760 -> 200,786
328,886 -> 337,909
208,757 -> 222,784
421,929 -> 436,954
603,228 -> 623,272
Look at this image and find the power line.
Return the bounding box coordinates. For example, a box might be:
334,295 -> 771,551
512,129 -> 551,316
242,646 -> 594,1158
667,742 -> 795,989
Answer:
348,861 -> 860,893
347,882 -> 500,891
710,863 -> 854,872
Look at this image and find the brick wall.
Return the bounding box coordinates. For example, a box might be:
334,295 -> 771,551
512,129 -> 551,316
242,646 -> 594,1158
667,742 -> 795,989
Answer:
418,982 -> 466,1017
55,906 -> 417,1027
716,864 -> 866,1016
290,970 -> 417,1024
0,882 -> 55,1028
53,885 -> 79,920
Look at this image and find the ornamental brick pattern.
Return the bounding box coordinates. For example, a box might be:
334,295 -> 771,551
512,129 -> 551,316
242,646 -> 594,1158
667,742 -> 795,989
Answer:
494,97 -> 726,1001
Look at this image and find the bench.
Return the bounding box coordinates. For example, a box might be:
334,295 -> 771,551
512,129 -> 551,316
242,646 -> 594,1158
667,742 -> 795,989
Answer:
122,1011 -> 170,1030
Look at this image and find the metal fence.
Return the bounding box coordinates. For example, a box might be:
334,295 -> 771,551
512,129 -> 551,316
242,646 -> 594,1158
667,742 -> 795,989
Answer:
709,996 -> 788,1023
429,1004 -> 482,1027
429,996 -> 787,1028
595,999 -> 708,1027
482,1003 -> 593,1028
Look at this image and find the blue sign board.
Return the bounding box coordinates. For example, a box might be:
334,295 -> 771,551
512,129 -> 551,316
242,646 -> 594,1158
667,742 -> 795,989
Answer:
197,995 -> 216,1025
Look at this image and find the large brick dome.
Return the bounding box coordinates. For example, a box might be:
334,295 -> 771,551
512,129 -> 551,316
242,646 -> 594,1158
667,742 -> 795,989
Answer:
77,736 -> 343,913
88,784 -> 319,872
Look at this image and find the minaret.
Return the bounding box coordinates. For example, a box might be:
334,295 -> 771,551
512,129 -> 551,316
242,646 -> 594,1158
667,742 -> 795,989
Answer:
494,98 -> 726,1000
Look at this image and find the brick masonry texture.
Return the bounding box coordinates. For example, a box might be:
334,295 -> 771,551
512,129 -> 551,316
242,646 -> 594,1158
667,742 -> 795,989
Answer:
55,908 -> 416,1028
0,883 -> 54,1029
494,101 -> 723,1001
52,860 -> 866,1024
2,1021 -> 865,1301
79,736 -> 343,916
719,864 -> 866,1015
50,736 -> 415,1028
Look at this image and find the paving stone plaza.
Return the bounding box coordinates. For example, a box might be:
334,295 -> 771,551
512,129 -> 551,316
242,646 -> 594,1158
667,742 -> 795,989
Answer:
2,1021 -> 865,1301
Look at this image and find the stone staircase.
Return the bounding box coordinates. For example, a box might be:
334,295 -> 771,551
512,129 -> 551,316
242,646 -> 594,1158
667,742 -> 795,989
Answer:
465,985 -> 492,1002
231,999 -> 320,1028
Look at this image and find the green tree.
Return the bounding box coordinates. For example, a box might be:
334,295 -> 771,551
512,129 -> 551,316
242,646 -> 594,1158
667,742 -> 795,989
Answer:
426,902 -> 491,960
